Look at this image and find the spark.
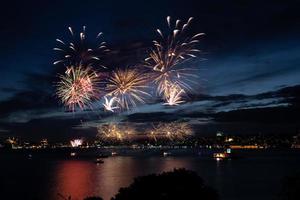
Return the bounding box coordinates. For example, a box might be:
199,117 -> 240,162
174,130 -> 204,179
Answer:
53,26 -> 109,67
103,96 -> 119,112
56,65 -> 101,111
145,16 -> 204,96
150,122 -> 193,141
163,83 -> 185,106
70,139 -> 83,147
97,123 -> 134,142
106,68 -> 150,110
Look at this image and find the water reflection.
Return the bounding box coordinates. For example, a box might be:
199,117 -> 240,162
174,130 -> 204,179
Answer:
38,152 -> 300,200
50,161 -> 95,200
49,157 -> 198,200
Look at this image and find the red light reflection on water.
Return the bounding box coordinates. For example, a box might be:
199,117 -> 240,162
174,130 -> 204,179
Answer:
50,161 -> 95,200
48,157 -> 194,200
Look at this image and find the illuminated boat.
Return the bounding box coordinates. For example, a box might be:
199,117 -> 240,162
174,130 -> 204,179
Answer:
213,148 -> 232,160
97,154 -> 109,158
213,152 -> 230,159
70,152 -> 76,157
95,158 -> 104,164
163,152 -> 171,157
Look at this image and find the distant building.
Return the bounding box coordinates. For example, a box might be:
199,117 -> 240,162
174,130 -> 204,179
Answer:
225,137 -> 234,142
229,145 -> 264,149
291,134 -> 300,148
40,139 -> 49,148
291,144 -> 300,149
216,132 -> 224,137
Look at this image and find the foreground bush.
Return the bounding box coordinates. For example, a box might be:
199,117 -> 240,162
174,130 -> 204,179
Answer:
111,168 -> 219,200
83,197 -> 103,200
278,172 -> 300,200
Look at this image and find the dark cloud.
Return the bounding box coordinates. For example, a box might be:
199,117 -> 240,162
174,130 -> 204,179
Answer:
124,112 -> 180,123
123,85 -> 300,124
0,84 -> 299,140
213,106 -> 300,123
0,117 -> 92,141
0,72 -> 56,118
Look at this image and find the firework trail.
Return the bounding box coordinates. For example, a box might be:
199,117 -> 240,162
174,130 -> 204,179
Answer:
145,16 -> 204,96
163,83 -> 185,106
97,123 -> 134,142
103,96 -> 119,112
106,68 -> 150,110
56,65 -> 101,111
150,122 -> 193,141
53,26 -> 110,67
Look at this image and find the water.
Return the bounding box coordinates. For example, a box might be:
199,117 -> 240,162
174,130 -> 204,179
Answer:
1,149 -> 300,200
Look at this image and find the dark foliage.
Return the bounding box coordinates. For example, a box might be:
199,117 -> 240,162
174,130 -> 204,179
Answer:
112,168 -> 219,200
278,172 -> 300,200
83,197 -> 103,200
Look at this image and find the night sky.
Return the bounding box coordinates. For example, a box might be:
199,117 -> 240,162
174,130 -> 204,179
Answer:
0,0 -> 300,141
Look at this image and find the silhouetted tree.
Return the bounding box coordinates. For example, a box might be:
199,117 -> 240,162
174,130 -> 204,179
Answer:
83,197 -> 103,200
112,168 -> 219,200
278,172 -> 300,200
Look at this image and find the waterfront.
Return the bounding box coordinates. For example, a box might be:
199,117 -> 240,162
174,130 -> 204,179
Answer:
0,149 -> 300,200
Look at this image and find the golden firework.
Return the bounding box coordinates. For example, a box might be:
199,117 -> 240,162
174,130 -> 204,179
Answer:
163,83 -> 185,106
150,122 -> 193,141
106,68 -> 150,109
145,16 -> 204,96
97,123 -> 135,142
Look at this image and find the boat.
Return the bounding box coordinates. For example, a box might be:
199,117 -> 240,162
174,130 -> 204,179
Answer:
213,148 -> 232,160
213,149 -> 242,160
213,152 -> 230,160
97,154 -> 109,158
70,152 -> 76,157
95,158 -> 104,164
163,152 -> 171,157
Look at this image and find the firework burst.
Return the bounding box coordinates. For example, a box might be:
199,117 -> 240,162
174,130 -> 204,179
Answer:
103,96 -> 119,112
97,123 -> 134,142
53,26 -> 110,67
56,65 -> 101,111
145,16 -> 204,96
150,122 -> 193,141
163,83 -> 185,106
70,139 -> 83,147
106,68 -> 150,110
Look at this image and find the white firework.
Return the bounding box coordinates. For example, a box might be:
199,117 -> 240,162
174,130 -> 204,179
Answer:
103,96 -> 119,112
